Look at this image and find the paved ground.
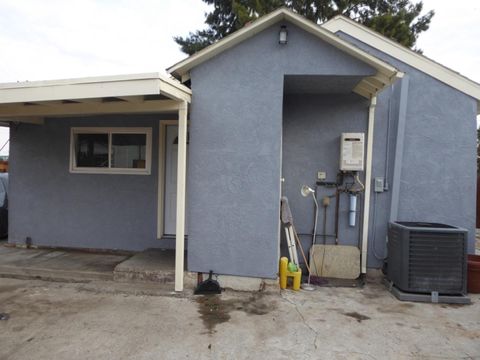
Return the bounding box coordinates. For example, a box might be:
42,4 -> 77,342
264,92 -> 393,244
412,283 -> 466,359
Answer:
0,277 -> 479,360
0,245 -> 130,281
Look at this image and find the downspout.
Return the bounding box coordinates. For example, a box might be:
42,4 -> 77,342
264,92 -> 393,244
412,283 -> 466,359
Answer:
175,100 -> 188,292
389,76 -> 409,222
361,95 -> 377,274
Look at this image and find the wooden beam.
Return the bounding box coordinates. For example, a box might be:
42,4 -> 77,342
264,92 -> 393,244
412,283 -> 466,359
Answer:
0,100 -> 181,118
8,117 -> 44,125
74,98 -> 104,104
357,80 -> 377,94
27,100 -> 69,107
175,101 -> 188,292
181,73 -> 191,83
352,85 -> 371,99
117,96 -> 145,103
159,81 -> 191,103
363,77 -> 383,90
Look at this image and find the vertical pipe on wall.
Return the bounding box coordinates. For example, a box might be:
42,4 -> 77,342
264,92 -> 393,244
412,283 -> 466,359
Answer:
361,95 -> 377,274
175,101 -> 188,292
389,76 -> 409,222
348,194 -> 357,227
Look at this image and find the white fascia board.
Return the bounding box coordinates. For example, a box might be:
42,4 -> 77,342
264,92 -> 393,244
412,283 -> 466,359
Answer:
0,79 -> 161,104
167,8 -> 401,82
323,16 -> 480,112
0,73 -> 162,89
0,73 -> 191,104
159,80 -> 192,102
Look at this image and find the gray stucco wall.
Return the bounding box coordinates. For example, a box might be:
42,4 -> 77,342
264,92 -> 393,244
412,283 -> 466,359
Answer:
8,19 -> 476,277
282,93 -> 369,254
337,33 -> 478,265
188,21 -> 375,278
9,115 -> 177,251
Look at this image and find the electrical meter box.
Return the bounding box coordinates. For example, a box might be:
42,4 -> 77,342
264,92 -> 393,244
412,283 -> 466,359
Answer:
340,133 -> 365,171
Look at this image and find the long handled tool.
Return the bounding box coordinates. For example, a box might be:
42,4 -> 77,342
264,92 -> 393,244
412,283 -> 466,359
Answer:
281,196 -> 320,290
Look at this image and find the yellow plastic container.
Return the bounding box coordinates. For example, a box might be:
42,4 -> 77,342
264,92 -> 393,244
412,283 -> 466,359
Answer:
279,257 -> 302,291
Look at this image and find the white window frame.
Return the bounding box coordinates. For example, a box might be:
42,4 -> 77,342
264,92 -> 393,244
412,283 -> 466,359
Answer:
70,127 -> 152,175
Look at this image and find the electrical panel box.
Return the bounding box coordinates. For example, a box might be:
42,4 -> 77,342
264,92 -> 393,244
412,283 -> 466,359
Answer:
340,133 -> 365,172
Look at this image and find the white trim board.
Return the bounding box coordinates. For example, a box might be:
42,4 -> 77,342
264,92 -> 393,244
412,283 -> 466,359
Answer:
157,120 -> 178,239
322,16 -> 480,112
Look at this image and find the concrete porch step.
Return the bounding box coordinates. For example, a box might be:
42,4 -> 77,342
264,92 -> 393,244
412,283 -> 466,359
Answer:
113,249 -> 177,284
0,245 -> 129,282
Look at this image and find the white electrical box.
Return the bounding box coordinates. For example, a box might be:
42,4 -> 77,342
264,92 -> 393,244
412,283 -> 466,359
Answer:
317,171 -> 326,181
340,133 -> 365,171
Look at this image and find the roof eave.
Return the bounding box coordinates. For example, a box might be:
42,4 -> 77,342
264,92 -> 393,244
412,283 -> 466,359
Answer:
167,8 -> 401,88
322,15 -> 480,112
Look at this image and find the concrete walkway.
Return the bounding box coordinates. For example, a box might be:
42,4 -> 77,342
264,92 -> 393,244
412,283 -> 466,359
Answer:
0,277 -> 478,359
0,245 -> 129,282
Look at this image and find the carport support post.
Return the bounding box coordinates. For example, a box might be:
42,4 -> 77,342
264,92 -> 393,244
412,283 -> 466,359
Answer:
361,95 -> 377,274
175,100 -> 188,292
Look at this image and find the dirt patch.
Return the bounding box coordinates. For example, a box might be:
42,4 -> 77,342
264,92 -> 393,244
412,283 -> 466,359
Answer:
376,303 -> 414,314
361,292 -> 381,299
343,312 -> 370,322
195,293 -> 274,333
441,303 -> 470,309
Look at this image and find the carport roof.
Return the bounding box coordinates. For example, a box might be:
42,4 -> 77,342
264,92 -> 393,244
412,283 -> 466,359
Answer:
0,72 -> 191,124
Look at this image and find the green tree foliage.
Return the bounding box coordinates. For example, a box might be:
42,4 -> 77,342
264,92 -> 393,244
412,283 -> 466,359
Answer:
175,0 -> 434,55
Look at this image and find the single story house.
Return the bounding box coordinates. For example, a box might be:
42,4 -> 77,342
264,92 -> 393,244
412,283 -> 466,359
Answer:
0,8 -> 479,291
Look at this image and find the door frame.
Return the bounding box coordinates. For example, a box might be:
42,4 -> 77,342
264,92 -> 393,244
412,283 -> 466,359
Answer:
157,120 -> 189,239
157,120 -> 178,239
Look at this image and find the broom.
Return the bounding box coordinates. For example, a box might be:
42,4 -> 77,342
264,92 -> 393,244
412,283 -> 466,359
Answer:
291,224 -> 327,286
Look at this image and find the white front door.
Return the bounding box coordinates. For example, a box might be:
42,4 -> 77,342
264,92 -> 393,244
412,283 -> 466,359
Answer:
163,125 -> 188,236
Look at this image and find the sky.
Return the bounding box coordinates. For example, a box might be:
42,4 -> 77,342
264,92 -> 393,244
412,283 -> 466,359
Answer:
0,0 -> 479,155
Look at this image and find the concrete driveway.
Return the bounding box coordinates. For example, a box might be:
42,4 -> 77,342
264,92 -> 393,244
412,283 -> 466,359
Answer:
0,245 -> 130,281
0,277 -> 479,360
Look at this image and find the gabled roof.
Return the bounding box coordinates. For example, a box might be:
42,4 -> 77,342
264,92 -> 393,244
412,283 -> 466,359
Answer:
323,15 -> 480,111
167,7 -> 403,99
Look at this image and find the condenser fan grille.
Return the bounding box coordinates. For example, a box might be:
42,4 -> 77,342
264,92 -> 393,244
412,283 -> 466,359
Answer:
408,232 -> 465,292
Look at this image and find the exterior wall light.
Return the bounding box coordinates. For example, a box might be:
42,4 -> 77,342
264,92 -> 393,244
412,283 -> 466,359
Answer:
279,25 -> 288,44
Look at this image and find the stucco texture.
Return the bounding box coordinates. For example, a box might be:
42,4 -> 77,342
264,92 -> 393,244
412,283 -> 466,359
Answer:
8,19 -> 477,279
8,115 -> 177,251
282,93 -> 369,254
188,21 -> 375,278
338,32 -> 478,265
